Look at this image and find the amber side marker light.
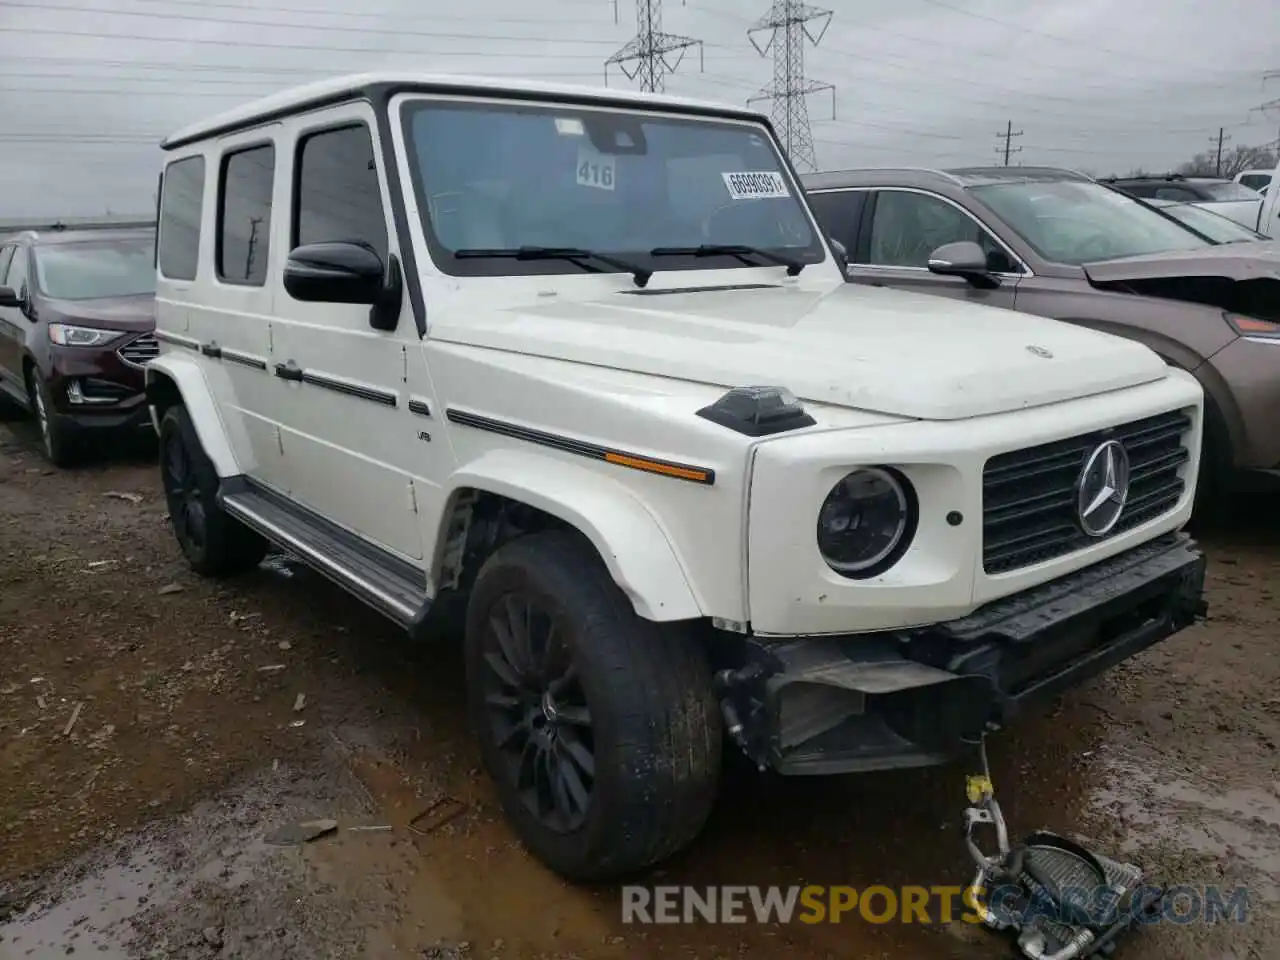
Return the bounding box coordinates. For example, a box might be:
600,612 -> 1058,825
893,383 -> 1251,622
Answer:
604,452 -> 713,484
1225,313 -> 1280,336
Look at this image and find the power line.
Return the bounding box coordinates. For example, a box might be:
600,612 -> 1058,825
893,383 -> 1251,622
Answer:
746,0 -> 834,173
605,0 -> 704,93
995,120 -> 1023,166
915,0 -> 1251,78
0,0 -> 630,46
0,24 -> 660,59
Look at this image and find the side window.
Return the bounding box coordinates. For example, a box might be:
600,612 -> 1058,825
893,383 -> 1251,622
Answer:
806,190 -> 865,256
865,190 -> 1007,270
159,155 -> 206,281
217,143 -> 275,285
294,124 -> 388,260
6,245 -> 29,295
0,245 -> 14,284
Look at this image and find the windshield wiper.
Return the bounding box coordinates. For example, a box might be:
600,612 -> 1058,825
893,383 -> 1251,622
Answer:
454,246 -> 651,288
649,244 -> 804,276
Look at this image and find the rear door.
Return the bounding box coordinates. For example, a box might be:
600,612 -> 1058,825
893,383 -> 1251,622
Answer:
845,188 -> 1023,309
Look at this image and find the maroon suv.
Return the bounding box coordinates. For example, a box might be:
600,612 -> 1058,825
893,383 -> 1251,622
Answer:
0,227 -> 157,466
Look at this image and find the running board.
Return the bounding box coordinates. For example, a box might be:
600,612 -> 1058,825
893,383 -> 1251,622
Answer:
217,478 -> 431,631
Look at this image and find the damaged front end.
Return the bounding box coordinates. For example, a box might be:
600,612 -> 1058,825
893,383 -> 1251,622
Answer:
715,533 -> 1207,776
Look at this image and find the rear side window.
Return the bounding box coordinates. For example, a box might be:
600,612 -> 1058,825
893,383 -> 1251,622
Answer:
159,155 -> 206,281
294,124 -> 388,260
218,143 -> 275,285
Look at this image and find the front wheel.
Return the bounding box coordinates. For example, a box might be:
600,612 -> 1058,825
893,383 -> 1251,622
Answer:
158,405 -> 266,577
465,530 -> 722,881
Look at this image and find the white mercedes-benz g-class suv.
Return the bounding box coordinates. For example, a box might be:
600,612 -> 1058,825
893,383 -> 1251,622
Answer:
147,72 -> 1208,882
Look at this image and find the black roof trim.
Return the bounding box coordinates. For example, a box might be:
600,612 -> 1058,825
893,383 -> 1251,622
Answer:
162,80 -> 771,151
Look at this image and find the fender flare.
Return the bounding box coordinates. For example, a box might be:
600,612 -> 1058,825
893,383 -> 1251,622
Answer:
445,449 -> 703,623
145,355 -> 241,478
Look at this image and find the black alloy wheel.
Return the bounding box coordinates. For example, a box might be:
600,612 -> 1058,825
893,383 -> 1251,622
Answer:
479,590 -> 595,833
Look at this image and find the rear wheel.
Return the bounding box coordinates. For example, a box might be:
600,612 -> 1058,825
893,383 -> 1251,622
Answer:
465,530 -> 721,881
159,404 -> 266,576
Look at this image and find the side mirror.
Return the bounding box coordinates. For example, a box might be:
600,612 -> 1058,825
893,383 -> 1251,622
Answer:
927,241 -> 999,288
0,285 -> 21,309
283,241 -> 402,332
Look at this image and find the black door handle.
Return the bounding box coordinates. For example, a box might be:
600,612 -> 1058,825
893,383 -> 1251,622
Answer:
274,361 -> 303,382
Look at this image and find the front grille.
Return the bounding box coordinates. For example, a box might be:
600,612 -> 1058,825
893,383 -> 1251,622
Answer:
983,410 -> 1192,574
117,332 -> 159,368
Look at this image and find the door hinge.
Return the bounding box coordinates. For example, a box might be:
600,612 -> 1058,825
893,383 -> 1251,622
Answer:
274,425 -> 284,456
267,322 -> 274,354
408,480 -> 418,514
401,345 -> 408,384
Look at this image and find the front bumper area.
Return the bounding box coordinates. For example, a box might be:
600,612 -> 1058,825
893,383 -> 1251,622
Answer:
718,534 -> 1207,776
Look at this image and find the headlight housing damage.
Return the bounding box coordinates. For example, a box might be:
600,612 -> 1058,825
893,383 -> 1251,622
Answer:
816,467 -> 917,578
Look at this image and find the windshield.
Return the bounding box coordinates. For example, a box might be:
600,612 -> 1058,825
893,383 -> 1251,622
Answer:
970,181 -> 1210,264
401,98 -> 824,278
1156,203 -> 1264,243
34,237 -> 156,300
1200,181 -> 1260,201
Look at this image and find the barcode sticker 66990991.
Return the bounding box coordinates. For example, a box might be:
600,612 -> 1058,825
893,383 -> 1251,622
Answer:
721,171 -> 790,200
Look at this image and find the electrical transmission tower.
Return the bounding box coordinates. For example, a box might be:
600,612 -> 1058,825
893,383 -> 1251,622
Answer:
605,0 -> 703,93
747,1 -> 836,173
995,120 -> 1023,166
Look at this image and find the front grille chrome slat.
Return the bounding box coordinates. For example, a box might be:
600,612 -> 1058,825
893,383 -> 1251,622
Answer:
117,332 -> 159,368
982,410 -> 1192,574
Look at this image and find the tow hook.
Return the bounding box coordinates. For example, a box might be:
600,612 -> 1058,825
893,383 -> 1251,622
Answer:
961,739 -> 1164,958
715,664 -> 766,770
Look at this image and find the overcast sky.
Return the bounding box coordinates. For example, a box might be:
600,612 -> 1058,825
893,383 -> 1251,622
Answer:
1,0 -> 1277,218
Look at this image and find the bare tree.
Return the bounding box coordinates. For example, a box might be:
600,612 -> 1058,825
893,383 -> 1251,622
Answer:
1176,143 -> 1277,178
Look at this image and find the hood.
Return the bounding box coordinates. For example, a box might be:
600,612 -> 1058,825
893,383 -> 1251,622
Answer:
432,282 -> 1169,421
1083,241 -> 1280,284
44,293 -> 155,333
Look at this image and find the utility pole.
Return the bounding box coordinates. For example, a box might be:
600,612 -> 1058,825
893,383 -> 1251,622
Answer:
1209,127 -> 1231,176
747,0 -> 836,173
244,216 -> 262,280
605,0 -> 703,93
995,120 -> 1023,166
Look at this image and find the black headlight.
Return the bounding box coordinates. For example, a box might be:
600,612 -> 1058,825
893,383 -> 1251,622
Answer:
816,467 -> 917,578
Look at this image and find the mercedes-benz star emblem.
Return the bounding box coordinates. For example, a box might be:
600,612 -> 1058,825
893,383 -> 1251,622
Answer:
1076,440 -> 1130,537
1026,345 -> 1054,359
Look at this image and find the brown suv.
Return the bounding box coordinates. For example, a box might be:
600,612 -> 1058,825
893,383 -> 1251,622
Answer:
0,226 -> 157,466
801,166 -> 1280,504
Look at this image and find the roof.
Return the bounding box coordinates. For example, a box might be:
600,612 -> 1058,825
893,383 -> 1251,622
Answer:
800,165 -> 1094,191
163,71 -> 762,150
0,215 -> 154,234
1,226 -> 155,246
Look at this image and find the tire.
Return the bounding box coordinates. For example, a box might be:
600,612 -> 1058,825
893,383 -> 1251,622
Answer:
158,404 -> 267,577
1192,397 -> 1232,520
27,372 -> 80,468
464,530 -> 722,881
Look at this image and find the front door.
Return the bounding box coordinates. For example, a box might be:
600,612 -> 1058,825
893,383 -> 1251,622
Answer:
0,245 -> 31,398
265,106 -> 430,563
847,188 -> 1021,310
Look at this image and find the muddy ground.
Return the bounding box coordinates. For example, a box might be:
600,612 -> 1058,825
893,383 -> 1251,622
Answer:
1,412 -> 1278,960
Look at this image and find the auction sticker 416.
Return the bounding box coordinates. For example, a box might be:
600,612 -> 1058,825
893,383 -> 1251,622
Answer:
722,171 -> 789,200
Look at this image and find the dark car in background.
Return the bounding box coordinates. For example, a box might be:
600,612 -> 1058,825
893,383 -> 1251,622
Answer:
0,227 -> 158,466
801,166 -> 1280,507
